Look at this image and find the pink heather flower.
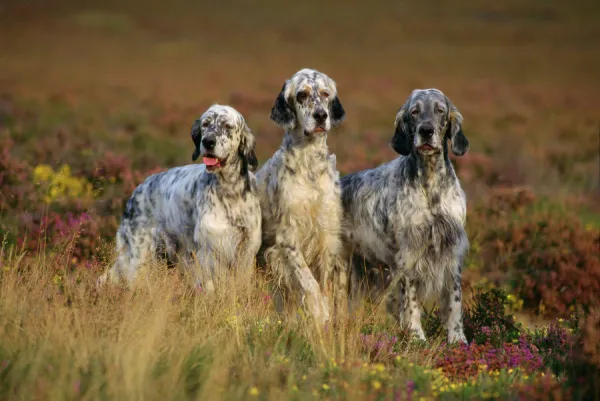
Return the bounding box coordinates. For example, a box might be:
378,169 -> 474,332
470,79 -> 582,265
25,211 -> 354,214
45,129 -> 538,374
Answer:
360,333 -> 399,359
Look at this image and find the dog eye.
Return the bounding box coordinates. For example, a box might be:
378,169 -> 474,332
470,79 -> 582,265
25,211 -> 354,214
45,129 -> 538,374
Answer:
436,107 -> 445,114
202,121 -> 210,127
322,92 -> 330,98
296,92 -> 308,102
225,123 -> 233,130
410,109 -> 419,116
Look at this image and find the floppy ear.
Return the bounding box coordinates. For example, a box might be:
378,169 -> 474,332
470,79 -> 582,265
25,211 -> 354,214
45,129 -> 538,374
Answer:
191,118 -> 202,161
329,95 -> 346,128
269,82 -> 296,130
446,101 -> 469,156
390,100 -> 413,155
238,120 -> 259,174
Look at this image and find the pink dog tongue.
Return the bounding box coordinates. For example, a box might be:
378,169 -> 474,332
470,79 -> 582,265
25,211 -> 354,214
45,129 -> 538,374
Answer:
203,157 -> 219,166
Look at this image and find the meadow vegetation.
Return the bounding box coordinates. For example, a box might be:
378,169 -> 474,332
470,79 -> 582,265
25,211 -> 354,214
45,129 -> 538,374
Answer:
1,0 -> 599,399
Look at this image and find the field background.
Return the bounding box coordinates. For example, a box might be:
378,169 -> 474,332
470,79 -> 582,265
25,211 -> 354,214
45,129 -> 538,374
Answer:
1,0 -> 599,400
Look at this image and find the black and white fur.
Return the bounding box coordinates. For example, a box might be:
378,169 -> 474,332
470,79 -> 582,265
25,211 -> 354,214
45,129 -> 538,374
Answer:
256,68 -> 347,324
341,89 -> 470,343
98,105 -> 261,291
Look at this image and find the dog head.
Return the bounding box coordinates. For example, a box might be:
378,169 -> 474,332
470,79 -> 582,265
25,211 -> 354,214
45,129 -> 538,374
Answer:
391,88 -> 468,157
191,105 -> 258,174
270,68 -> 346,140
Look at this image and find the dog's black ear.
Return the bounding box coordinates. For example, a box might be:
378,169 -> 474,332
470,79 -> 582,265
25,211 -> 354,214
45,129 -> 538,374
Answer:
329,95 -> 346,128
270,82 -> 296,130
390,102 -> 413,155
238,120 -> 258,174
446,99 -> 469,156
191,118 -> 202,161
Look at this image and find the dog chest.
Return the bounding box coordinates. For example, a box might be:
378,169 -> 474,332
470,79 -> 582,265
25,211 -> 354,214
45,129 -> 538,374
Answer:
195,199 -> 260,261
283,169 -> 337,217
398,186 -> 467,253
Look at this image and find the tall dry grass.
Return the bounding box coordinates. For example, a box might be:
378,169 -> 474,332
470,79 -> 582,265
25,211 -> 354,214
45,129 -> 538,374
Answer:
0,241 -> 439,401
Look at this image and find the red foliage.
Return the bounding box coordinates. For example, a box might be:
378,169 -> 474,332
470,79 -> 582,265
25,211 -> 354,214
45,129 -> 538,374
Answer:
17,211 -> 114,262
0,138 -> 34,210
514,374 -> 570,401
486,211 -> 600,317
575,310 -> 600,369
433,338 -> 543,380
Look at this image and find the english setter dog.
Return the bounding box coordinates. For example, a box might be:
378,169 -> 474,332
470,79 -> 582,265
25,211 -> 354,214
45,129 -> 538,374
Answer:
256,68 -> 347,324
341,89 -> 470,343
98,105 -> 261,291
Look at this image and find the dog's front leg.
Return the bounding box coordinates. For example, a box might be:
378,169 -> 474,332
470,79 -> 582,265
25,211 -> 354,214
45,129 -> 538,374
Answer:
329,252 -> 349,322
321,229 -> 347,321
268,240 -> 330,324
440,269 -> 467,344
389,252 -> 426,341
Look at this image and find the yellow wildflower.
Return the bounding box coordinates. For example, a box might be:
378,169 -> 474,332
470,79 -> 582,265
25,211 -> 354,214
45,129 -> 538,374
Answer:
33,164 -> 54,182
33,164 -> 93,203
372,380 -> 382,390
249,387 -> 259,396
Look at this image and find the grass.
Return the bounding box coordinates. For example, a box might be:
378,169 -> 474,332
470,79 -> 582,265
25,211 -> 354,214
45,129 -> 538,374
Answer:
1,0 -> 600,399
0,247 -> 417,400
0,246 -> 575,401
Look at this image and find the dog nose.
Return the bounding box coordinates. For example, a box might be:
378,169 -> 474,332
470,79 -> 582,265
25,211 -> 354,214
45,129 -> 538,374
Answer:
313,109 -> 328,124
202,136 -> 216,150
419,124 -> 435,138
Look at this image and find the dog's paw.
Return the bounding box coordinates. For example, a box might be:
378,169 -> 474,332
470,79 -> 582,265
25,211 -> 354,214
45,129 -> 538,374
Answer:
96,272 -> 110,289
448,330 -> 468,345
303,292 -> 330,325
410,327 -> 427,343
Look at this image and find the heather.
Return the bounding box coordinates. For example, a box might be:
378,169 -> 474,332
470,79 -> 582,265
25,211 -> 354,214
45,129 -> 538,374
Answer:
1,0 -> 600,400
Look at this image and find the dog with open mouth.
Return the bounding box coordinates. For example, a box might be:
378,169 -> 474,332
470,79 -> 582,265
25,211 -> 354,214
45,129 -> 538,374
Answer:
256,68 -> 347,324
340,88 -> 470,344
98,105 -> 261,291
